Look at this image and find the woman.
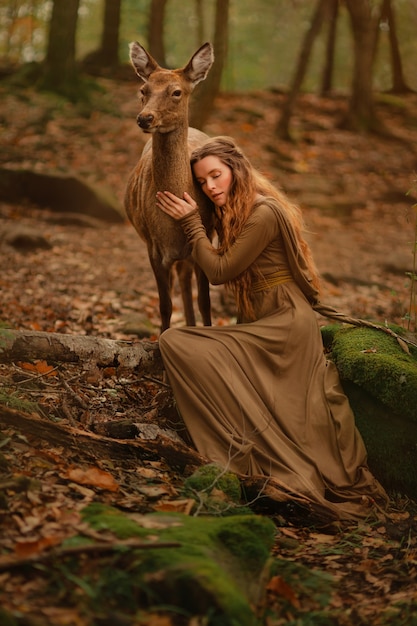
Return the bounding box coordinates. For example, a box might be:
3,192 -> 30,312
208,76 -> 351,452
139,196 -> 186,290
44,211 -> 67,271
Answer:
156,136 -> 387,520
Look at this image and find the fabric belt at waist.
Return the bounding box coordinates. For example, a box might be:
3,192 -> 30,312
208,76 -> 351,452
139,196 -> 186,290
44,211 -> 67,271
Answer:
252,270 -> 293,293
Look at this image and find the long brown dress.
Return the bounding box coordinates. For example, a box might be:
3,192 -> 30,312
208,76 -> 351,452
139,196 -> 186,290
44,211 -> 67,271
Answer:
159,198 -> 388,520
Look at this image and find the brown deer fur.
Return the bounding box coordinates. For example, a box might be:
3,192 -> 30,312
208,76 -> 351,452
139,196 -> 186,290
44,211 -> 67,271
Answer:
124,42 -> 215,331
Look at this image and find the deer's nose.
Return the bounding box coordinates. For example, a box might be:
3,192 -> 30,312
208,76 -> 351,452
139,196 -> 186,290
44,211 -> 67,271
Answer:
137,113 -> 154,129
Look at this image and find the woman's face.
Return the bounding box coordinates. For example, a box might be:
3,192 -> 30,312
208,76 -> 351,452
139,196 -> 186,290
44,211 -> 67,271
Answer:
193,156 -> 233,207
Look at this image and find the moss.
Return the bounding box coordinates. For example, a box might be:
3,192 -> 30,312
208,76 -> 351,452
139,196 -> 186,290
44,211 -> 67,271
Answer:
182,463 -> 242,501
343,381 -> 417,498
320,324 -> 417,497
0,388 -> 40,414
0,608 -> 19,626
320,324 -> 341,350
271,558 -> 335,608
217,516 -> 274,563
181,464 -> 253,516
81,502 -> 149,539
79,504 -> 275,625
327,326 -> 417,422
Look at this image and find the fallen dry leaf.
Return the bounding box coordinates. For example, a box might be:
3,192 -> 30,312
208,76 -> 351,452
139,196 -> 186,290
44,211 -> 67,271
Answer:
17,359 -> 57,377
267,575 -> 301,609
153,498 -> 195,515
14,535 -> 63,558
65,466 -> 119,492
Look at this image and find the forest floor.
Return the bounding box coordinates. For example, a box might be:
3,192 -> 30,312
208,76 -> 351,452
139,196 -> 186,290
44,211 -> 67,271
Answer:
0,76 -> 417,625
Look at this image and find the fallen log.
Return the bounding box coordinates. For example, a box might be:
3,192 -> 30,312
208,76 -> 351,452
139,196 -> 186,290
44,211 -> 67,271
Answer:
0,328 -> 162,374
0,405 -> 207,472
0,406 -> 343,523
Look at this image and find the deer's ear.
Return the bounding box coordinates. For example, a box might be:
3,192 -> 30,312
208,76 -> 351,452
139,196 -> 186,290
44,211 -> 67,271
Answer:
183,42 -> 214,88
129,42 -> 159,81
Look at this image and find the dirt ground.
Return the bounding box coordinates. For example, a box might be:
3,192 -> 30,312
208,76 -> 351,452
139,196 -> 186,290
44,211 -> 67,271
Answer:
0,78 -> 417,625
1,81 -> 416,336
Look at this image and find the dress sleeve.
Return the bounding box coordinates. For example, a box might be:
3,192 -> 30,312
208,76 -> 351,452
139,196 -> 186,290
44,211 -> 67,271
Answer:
179,204 -> 279,284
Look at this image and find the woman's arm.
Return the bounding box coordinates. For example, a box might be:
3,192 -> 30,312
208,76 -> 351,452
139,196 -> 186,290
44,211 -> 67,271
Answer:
156,190 -> 279,284
182,204 -> 279,284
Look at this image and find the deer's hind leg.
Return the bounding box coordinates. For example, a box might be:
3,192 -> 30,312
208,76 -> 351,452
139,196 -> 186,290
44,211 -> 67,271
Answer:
149,253 -> 175,332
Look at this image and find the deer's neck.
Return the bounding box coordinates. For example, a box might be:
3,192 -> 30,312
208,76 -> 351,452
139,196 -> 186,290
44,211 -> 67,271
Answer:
152,125 -> 192,195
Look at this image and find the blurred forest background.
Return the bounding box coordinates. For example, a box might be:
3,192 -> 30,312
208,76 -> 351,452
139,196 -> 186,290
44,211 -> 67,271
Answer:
1,0 -> 416,94
1,0 -> 417,334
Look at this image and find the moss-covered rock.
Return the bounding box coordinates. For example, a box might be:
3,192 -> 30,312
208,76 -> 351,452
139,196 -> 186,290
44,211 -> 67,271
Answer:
321,324 -> 417,497
327,325 -> 417,421
77,503 -> 276,625
343,380 -> 417,497
183,463 -> 242,501
181,463 -> 253,516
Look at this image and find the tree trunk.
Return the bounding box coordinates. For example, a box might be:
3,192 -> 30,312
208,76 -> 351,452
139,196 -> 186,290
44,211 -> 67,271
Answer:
148,0 -> 168,66
195,0 -> 205,49
276,0 -> 329,140
0,329 -> 162,374
190,0 -> 229,129
380,0 -> 413,94
320,0 -> 339,95
81,0 -> 121,74
42,0 -> 80,97
342,0 -> 380,132
99,0 -> 121,67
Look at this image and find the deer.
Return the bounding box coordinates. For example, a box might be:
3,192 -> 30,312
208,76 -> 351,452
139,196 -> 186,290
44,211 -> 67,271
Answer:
124,42 -> 215,332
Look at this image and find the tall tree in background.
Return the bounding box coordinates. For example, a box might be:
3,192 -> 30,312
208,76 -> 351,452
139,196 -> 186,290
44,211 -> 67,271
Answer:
82,0 -> 122,72
276,0 -> 329,140
342,0 -> 380,131
195,0 -> 205,49
379,0 -> 413,94
148,0 -> 167,66
320,0 -> 339,95
41,0 -> 80,97
100,0 -> 121,67
190,0 -> 229,129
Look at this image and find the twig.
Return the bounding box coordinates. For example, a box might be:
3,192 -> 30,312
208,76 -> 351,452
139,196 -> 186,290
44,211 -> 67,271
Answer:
61,376 -> 89,410
314,303 -> 417,350
143,375 -> 170,387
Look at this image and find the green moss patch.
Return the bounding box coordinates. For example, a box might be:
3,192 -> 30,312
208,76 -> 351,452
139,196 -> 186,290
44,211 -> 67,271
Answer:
77,503 -> 276,625
321,324 -> 417,497
181,463 -> 253,516
323,325 -> 417,422
343,380 -> 417,497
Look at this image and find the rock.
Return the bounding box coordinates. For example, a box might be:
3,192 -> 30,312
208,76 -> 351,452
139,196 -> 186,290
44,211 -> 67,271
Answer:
322,324 -> 417,497
183,463 -> 242,502
81,502 -> 276,625
0,167 -> 124,223
0,224 -> 52,250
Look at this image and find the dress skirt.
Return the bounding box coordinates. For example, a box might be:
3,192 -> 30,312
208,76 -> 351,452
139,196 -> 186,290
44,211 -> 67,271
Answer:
159,282 -> 387,519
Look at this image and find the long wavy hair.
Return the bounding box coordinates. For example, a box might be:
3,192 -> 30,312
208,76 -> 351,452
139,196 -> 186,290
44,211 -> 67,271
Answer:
190,136 -> 320,319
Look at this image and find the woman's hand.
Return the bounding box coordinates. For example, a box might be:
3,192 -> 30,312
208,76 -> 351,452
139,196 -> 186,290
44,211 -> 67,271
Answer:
156,190 -> 197,220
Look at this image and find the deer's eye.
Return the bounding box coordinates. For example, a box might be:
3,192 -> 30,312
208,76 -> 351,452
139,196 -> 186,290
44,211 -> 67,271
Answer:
172,89 -> 182,97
